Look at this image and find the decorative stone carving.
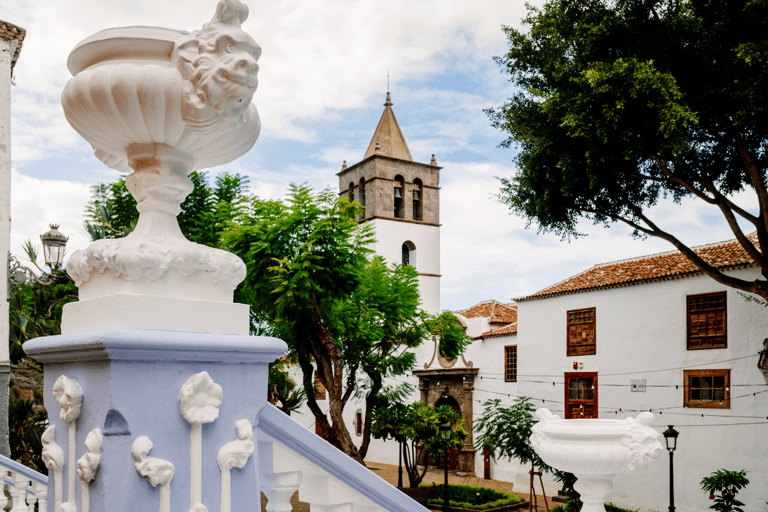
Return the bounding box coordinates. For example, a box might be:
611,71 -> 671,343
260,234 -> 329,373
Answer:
52,375 -> 83,422
61,0 -> 260,301
53,375 -> 83,512
179,371 -> 223,424
530,408 -> 663,512
133,436 -> 175,512
77,428 -> 103,512
77,428 -> 103,482
41,425 -> 64,512
218,419 -> 254,512
180,371 -> 224,512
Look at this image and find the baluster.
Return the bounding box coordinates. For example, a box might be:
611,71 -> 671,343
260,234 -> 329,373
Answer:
10,472 -> 29,512
261,471 -> 301,512
0,473 -> 8,510
32,481 -> 48,512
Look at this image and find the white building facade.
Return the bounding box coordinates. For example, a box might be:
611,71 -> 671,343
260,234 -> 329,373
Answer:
515,239 -> 768,512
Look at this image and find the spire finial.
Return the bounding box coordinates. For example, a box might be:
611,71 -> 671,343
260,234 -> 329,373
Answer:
384,91 -> 392,107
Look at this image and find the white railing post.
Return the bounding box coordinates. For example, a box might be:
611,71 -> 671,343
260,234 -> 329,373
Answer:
32,480 -> 47,512
10,471 -> 29,512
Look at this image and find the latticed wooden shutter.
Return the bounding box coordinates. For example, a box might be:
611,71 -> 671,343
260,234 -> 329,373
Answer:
567,308 -> 596,355
687,292 -> 726,349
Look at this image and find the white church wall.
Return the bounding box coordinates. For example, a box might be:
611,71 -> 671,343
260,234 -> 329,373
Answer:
517,267 -> 768,512
369,218 -> 440,315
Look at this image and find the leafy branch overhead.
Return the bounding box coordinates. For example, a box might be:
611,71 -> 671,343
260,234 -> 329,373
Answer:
489,0 -> 768,301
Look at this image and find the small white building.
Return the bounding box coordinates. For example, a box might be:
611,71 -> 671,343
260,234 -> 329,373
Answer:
514,237 -> 768,512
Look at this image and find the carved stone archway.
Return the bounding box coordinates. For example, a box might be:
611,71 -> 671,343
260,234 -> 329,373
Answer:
412,367 -> 478,475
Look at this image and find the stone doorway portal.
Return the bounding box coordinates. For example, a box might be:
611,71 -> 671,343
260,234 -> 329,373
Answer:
412,367 -> 478,475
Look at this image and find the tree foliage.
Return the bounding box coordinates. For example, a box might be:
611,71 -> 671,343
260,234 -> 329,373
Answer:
83,171 -> 249,247
222,184 -> 471,462
489,0 -> 768,301
371,401 -> 467,488
474,397 -> 551,473
9,244 -> 77,364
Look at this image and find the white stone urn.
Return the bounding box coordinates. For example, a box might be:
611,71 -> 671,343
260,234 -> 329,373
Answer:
59,0 -> 261,334
530,409 -> 663,512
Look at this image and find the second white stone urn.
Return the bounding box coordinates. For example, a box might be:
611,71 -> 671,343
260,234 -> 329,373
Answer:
530,409 -> 663,512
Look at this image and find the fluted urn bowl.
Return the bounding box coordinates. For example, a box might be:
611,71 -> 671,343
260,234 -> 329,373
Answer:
62,26 -> 261,174
530,409 -> 662,512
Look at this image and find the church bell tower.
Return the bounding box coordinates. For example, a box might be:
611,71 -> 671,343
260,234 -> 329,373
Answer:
338,92 -> 441,314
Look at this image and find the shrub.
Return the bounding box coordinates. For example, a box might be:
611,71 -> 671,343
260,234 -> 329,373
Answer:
700,469 -> 750,512
423,483 -> 521,510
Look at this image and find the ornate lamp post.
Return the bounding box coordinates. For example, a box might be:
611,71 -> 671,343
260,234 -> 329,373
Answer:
663,425 -> 679,512
40,224 -> 68,271
440,422 -> 451,510
8,224 -> 68,291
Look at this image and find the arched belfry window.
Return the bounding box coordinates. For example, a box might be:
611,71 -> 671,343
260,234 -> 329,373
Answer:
412,178 -> 423,221
359,177 -> 366,207
394,175 -> 405,218
348,182 -> 355,202
402,241 -> 416,267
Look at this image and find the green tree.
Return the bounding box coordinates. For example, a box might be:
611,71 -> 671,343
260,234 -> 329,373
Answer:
222,185 -> 470,462
475,397 -> 551,475
488,0 -> 768,304
9,243 -> 77,364
83,171 -> 249,247
267,359 -> 306,415
372,401 -> 467,488
700,469 -> 750,512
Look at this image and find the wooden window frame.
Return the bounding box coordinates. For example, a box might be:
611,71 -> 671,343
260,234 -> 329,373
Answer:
687,291 -> 727,350
683,369 -> 730,409
504,345 -> 517,383
567,307 -> 596,356
564,372 -> 598,419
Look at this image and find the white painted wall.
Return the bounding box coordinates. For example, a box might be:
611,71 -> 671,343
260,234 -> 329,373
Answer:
0,38 -> 12,364
517,268 -> 768,512
369,218 -> 440,315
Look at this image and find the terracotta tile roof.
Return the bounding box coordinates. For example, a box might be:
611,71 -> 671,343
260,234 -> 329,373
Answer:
475,322 -> 518,340
454,300 -> 517,325
519,235 -> 759,302
0,20 -> 26,71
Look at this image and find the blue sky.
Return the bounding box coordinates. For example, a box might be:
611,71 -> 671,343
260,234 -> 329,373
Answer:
2,0 -> 753,311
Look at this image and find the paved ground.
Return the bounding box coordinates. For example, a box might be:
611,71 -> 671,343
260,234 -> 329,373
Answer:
260,461 -> 560,511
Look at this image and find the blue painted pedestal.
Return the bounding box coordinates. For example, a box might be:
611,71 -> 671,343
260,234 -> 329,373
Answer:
25,328 -> 287,512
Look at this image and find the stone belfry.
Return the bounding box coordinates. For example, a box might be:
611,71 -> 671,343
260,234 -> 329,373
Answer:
338,92 -> 441,314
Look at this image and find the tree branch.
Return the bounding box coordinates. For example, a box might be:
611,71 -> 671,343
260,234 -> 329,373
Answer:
581,200 -> 768,299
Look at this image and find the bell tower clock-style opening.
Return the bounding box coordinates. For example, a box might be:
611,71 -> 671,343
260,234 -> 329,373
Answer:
337,92 -> 441,315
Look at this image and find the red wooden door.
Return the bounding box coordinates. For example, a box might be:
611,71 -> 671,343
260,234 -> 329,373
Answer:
564,372 -> 598,419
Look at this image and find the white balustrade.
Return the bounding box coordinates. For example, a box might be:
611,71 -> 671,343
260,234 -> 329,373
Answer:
0,454 -> 48,512
257,404 -> 428,512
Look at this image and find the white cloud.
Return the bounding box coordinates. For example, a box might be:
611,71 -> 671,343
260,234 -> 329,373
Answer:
7,0 -> 540,163
10,170 -> 92,265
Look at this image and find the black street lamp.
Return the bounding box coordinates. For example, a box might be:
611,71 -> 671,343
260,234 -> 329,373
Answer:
440,422 -> 451,510
663,425 -> 679,512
